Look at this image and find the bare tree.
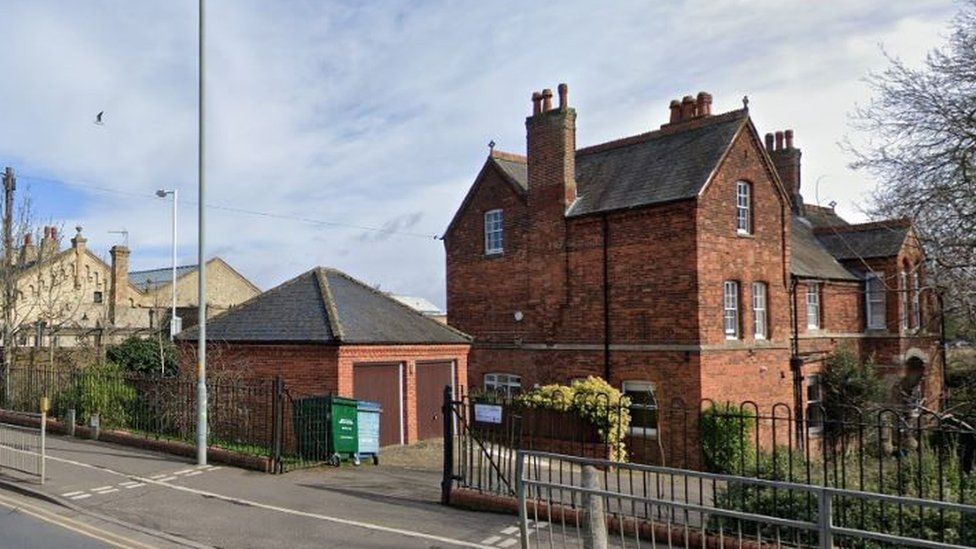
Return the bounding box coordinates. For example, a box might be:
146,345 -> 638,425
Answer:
846,1 -> 976,339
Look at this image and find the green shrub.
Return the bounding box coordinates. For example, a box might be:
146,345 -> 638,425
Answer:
516,376 -> 631,461
57,362 -> 136,430
821,346 -> 885,439
699,403 -> 757,474
106,336 -> 178,376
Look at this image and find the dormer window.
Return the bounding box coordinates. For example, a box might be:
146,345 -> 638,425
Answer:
736,181 -> 751,234
484,209 -> 504,255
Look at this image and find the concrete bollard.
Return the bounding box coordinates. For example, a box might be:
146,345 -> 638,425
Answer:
67,409 -> 76,437
581,465 -> 608,549
89,413 -> 100,440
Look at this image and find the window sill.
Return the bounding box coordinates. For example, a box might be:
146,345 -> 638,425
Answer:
736,231 -> 754,239
628,429 -> 658,439
484,251 -> 505,259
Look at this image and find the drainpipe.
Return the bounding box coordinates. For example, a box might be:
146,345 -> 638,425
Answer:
602,214 -> 611,382
789,275 -> 805,449
937,289 -> 948,409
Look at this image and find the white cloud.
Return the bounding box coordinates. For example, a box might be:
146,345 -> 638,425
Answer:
0,0 -> 959,308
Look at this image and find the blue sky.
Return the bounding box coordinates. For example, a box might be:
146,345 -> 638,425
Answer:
0,0 -> 959,308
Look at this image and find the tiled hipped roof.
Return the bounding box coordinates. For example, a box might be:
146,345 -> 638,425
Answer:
177,267 -> 470,345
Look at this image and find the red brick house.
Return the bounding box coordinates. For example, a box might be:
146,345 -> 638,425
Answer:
179,267 -> 471,446
444,85 -> 941,444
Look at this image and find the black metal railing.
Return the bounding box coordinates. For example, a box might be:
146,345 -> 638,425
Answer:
0,366 -> 351,471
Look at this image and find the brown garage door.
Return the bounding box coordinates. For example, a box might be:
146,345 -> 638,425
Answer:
354,363 -> 402,447
415,361 -> 454,441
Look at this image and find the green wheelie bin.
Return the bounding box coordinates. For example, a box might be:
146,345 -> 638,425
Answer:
326,396 -> 359,466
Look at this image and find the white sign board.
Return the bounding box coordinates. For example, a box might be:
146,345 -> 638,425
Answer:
474,403 -> 503,424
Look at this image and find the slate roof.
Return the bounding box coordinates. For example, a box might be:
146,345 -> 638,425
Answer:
480,110 -> 748,217
791,217 -> 858,281
802,205 -> 850,229
569,110 -> 748,216
178,267 -> 470,345
492,156 -> 528,192
129,265 -> 198,291
814,220 -> 911,261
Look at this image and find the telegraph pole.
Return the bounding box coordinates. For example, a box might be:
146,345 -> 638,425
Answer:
2,167 -> 15,406
196,0 -> 209,466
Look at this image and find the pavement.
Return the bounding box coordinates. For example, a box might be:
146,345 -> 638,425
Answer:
0,434 -> 531,548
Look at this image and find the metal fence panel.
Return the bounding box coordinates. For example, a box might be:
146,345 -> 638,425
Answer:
0,413 -> 45,484
516,450 -> 976,549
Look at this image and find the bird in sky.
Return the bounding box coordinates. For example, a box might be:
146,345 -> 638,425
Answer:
94,111 -> 104,126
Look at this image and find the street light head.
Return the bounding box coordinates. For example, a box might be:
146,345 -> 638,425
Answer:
156,189 -> 170,198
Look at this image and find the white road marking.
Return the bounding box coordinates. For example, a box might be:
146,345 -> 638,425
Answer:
184,471 -> 203,477
61,491 -> 84,497
500,526 -> 518,535
91,486 -> 114,492
173,469 -> 195,475
497,538 -> 518,548
149,474 -> 168,480
70,494 -> 92,500
118,481 -> 140,487
93,488 -> 119,494
480,535 -> 501,545
158,476 -> 178,482
44,453 -> 491,548
123,482 -> 146,489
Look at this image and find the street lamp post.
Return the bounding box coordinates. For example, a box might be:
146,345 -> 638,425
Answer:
197,0 -> 208,466
155,189 -> 179,343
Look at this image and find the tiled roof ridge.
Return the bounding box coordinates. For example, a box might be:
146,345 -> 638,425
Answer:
129,264 -> 198,274
314,268 -> 344,342
319,267 -> 473,342
489,150 -> 526,163
576,109 -> 748,157
813,217 -> 912,235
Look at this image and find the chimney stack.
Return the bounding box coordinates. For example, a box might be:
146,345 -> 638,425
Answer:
662,91 -> 715,127
765,128 -> 803,212
669,100 -> 681,123
19,233 -> 36,265
109,245 -> 130,325
696,92 -> 712,117
526,83 -> 577,207
525,82 -> 577,340
39,226 -> 60,259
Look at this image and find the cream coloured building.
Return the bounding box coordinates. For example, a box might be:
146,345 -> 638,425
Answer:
7,226 -> 259,348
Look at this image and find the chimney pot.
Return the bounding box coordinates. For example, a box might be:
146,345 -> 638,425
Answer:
785,129 -> 794,149
696,91 -> 712,117
765,133 -> 774,150
43,227 -> 50,238
680,95 -> 696,120
775,131 -> 784,151
541,88 -> 553,112
669,100 -> 681,123
557,83 -> 568,111
531,91 -> 542,116
50,227 -> 57,241
24,234 -> 31,245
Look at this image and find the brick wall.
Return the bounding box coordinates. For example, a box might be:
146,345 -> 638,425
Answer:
178,341 -> 469,446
